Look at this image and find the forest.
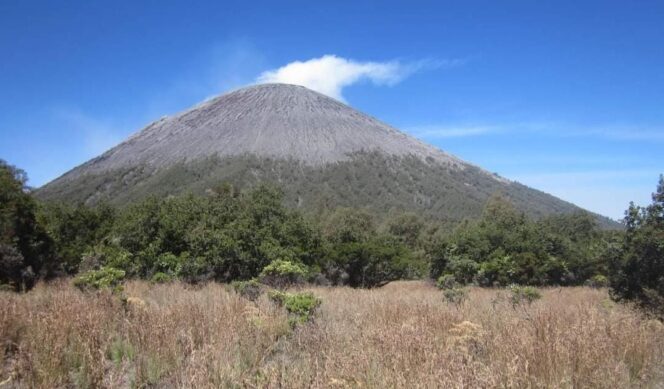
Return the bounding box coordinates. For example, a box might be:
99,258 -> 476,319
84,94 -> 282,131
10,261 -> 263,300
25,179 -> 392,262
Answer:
2,159 -> 663,317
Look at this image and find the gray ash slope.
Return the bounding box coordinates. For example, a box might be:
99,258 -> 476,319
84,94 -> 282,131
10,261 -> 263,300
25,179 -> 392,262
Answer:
37,83 -> 613,225
57,83 -> 463,179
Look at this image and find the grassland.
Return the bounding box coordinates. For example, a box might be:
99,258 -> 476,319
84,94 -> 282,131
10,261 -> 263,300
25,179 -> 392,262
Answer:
1,281 -> 663,388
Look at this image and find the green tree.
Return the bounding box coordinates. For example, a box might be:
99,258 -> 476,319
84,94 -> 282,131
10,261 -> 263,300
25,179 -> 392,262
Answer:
0,160 -> 54,290
38,202 -> 115,274
384,212 -> 425,248
325,234 -> 415,288
429,194 -> 602,286
609,175 -> 664,317
323,208 -> 375,244
92,184 -> 322,283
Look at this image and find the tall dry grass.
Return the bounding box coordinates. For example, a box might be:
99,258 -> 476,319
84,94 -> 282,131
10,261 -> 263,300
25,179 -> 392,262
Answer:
1,280 -> 663,388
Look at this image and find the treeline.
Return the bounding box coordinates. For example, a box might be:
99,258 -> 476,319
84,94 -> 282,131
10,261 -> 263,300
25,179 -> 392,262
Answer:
1,160 -> 663,316
429,195 -> 615,286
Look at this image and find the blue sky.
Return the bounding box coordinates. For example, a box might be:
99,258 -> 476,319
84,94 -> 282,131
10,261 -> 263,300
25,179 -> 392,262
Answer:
0,1 -> 662,219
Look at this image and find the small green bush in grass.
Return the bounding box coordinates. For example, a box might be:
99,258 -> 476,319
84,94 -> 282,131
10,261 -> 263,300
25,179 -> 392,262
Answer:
150,272 -> 174,284
509,285 -> 542,307
443,287 -> 468,308
73,266 -> 125,293
269,290 -> 321,327
585,274 -> 609,288
231,279 -> 262,301
437,274 -> 458,289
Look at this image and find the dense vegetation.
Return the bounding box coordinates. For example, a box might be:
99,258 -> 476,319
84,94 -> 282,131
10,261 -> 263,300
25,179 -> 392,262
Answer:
608,175 -> 664,317
0,161 -> 54,291
3,159 -> 663,315
36,152 -> 618,228
429,194 -> 614,286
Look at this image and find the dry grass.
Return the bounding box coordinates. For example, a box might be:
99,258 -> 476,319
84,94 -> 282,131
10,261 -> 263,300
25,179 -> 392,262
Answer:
1,280 -> 663,388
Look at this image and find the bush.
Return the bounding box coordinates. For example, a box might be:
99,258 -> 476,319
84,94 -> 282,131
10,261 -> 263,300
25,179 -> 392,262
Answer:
231,279 -> 262,301
509,285 -> 542,307
446,257 -> 480,285
269,290 -> 321,327
324,235 -> 415,288
585,274 -> 609,288
150,272 -> 174,284
428,195 -> 609,287
259,260 -> 307,288
436,274 -> 458,289
79,244 -> 134,274
152,252 -> 183,278
443,287 -> 468,308
73,266 -> 126,293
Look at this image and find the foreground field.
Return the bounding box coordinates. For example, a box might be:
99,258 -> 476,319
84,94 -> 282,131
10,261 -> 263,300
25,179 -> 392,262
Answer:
1,281 -> 663,388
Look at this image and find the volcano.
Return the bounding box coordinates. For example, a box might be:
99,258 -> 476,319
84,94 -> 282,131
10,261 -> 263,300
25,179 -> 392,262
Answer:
37,83 -> 608,224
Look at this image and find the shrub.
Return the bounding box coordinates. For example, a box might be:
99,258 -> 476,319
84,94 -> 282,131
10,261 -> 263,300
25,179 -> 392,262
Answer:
259,260 -> 307,288
446,257 -> 480,285
150,272 -> 174,284
585,274 -> 609,288
79,244 -> 134,275
443,287 -> 468,308
324,235 -> 415,288
231,279 -> 262,301
437,274 -> 458,289
152,252 -> 183,278
283,292 -> 322,326
509,285 -> 542,307
269,290 -> 321,327
268,290 -> 289,306
73,266 -> 126,293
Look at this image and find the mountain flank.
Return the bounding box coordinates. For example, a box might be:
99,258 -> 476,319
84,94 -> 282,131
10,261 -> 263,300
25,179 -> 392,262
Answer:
36,83 -> 615,226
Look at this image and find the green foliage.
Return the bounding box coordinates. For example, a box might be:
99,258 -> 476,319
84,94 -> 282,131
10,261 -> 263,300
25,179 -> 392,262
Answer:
82,184 -> 322,284
4,158 -> 622,293
284,292 -> 321,326
37,152 -> 618,229
320,208 -> 425,287
609,175 -> 664,317
585,274 -> 609,288
269,291 -> 321,327
150,272 -> 174,284
384,212 -> 425,248
38,202 -> 115,274
445,257 -> 480,285
436,274 -> 458,289
509,285 -> 542,307
231,279 -> 262,301
259,259 -> 307,288
442,287 -> 468,308
430,194 -> 610,287
323,207 -> 375,244
73,266 -> 126,292
267,290 -> 289,306
79,244 -> 134,274
0,160 -> 55,291
106,337 -> 135,366
324,234 -> 419,287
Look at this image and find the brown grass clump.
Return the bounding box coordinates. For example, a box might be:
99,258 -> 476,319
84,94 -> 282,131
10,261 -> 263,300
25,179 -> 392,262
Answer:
1,280 -> 663,388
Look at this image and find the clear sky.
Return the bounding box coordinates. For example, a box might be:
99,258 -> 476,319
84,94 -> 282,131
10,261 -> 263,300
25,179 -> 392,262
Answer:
1,1 -> 662,219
